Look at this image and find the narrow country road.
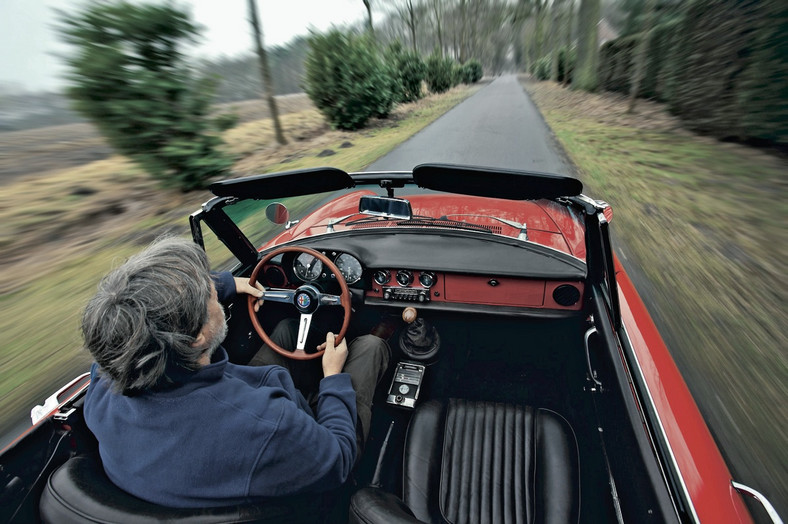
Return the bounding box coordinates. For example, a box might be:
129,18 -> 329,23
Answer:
367,75 -> 574,175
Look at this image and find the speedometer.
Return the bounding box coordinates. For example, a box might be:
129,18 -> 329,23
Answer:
335,253 -> 362,284
293,253 -> 323,281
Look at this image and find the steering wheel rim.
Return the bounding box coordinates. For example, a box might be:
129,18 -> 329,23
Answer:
247,246 -> 351,360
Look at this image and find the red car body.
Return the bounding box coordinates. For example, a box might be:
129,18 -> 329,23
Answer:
1,164 -> 779,523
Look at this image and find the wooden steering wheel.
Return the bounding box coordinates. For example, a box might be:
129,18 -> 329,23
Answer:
247,246 -> 351,360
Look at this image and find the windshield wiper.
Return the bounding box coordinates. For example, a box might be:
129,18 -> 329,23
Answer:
439,214 -> 528,241
395,217 -> 497,234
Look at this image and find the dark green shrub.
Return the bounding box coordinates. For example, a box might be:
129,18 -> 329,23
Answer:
451,62 -> 464,87
386,41 -> 426,103
304,30 -> 395,130
213,112 -> 239,132
58,2 -> 233,191
425,53 -> 455,93
534,56 -> 552,81
461,60 -> 483,84
557,47 -> 575,84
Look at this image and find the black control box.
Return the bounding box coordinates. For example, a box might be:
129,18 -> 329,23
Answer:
386,362 -> 425,409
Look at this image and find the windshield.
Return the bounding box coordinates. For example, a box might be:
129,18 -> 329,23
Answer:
201,181 -> 583,271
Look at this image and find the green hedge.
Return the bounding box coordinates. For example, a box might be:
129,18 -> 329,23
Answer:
596,0 -> 788,145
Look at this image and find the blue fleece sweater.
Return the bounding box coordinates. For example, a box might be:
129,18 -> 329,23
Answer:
83,272 -> 357,508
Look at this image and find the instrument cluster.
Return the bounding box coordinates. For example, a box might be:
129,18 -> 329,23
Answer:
291,250 -> 363,285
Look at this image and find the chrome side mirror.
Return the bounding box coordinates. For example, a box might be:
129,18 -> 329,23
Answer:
265,202 -> 290,225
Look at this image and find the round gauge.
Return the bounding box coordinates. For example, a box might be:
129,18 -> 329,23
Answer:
373,270 -> 391,285
396,269 -> 413,287
293,252 -> 323,281
419,271 -> 436,288
264,266 -> 286,287
335,253 -> 363,284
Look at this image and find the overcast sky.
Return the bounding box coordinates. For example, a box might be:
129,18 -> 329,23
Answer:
0,0 -> 368,93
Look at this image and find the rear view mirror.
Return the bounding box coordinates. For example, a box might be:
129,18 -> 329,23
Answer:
359,195 -> 412,220
265,202 -> 290,224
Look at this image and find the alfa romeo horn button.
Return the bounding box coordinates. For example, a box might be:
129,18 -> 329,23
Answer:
296,293 -> 311,309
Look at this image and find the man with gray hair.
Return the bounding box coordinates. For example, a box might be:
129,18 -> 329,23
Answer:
82,236 -> 389,508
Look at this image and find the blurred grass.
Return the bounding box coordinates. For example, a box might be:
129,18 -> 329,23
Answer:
524,79 -> 787,516
0,84 -> 479,436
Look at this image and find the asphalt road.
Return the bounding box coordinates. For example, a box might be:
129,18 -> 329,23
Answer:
367,75 -> 574,175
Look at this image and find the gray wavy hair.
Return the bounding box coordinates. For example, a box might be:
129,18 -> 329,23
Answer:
82,236 -> 213,394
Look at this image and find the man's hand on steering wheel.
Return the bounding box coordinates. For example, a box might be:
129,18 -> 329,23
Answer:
234,277 -> 265,312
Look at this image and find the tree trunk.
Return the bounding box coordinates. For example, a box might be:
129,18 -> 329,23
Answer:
459,0 -> 467,63
628,0 -> 657,113
431,0 -> 444,56
407,0 -> 417,51
550,0 -> 564,82
363,0 -> 374,34
562,0 -> 574,86
248,0 -> 286,145
573,0 -> 601,91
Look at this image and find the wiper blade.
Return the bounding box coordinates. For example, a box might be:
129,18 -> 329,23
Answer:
396,217 -> 496,234
440,213 -> 528,241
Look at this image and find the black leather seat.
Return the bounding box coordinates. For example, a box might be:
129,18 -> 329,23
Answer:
39,453 -> 319,523
350,399 -> 580,524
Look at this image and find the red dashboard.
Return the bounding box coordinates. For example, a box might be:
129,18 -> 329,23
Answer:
366,269 -> 583,311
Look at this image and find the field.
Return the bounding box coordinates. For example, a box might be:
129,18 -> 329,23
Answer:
522,78 -> 787,519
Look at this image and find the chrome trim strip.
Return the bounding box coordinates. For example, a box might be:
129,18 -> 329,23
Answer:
583,326 -> 602,388
30,372 -> 91,425
732,481 -> 784,524
620,322 -> 700,523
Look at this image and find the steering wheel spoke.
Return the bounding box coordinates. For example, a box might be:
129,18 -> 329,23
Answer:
295,314 -> 313,351
262,288 -> 296,304
319,293 -> 343,306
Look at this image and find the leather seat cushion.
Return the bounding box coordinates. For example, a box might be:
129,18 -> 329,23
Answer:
39,453 -> 315,524
403,399 -> 579,524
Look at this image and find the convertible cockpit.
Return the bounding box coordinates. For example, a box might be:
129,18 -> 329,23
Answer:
2,165 -> 770,524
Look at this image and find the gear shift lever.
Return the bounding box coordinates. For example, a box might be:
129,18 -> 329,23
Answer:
399,307 -> 440,360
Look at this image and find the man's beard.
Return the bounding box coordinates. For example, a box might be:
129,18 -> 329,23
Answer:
203,307 -> 228,357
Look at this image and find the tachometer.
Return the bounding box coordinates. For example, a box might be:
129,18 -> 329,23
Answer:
335,253 -> 363,284
293,253 -> 323,281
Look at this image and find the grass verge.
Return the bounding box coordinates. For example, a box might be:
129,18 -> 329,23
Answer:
0,84 -> 481,435
523,78 -> 787,517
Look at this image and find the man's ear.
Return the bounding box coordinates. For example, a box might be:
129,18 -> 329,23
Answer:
191,329 -> 206,348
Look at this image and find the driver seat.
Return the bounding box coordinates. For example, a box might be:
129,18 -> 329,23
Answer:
349,399 -> 580,524
39,453 -> 320,523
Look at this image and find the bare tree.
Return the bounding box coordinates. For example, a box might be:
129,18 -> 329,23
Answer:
399,0 -> 419,51
430,0 -> 445,55
247,0 -> 286,145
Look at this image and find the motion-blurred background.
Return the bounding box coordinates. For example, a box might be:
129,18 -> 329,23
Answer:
1,0 -> 785,521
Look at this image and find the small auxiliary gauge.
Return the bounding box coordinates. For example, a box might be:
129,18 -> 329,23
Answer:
373,270 -> 391,285
419,271 -> 436,288
396,269 -> 413,286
